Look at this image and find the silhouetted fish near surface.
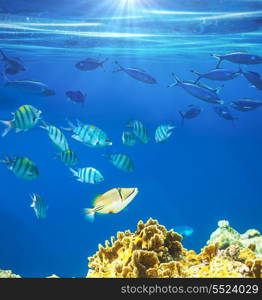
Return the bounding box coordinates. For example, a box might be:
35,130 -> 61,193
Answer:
230,98 -> 262,112
1,73 -> 55,96
239,68 -> 262,91
214,106 -> 238,123
1,156 -> 39,180
66,90 -> 86,106
173,226 -> 194,238
211,52 -> 262,68
84,188 -> 139,222
30,194 -> 48,219
179,105 -> 202,125
0,49 -> 25,75
191,68 -> 240,83
168,73 -> 224,104
113,61 -> 157,84
75,57 -> 108,71
155,124 -> 175,143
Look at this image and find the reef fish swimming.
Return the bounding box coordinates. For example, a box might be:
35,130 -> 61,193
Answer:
75,57 -> 108,71
85,187 -> 139,222
107,153 -> 135,172
70,167 -> 104,184
191,68 -> 240,83
155,124 -> 175,143
1,156 -> 39,180
40,121 -> 69,152
168,74 -> 224,104
66,90 -> 86,106
0,104 -> 42,137
113,61 -> 157,84
211,52 -> 262,68
58,149 -> 78,167
230,98 -> 262,112
173,226 -> 194,238
127,120 -> 150,144
0,49 -> 25,75
30,194 -> 48,219
122,131 -> 137,146
65,120 -> 112,148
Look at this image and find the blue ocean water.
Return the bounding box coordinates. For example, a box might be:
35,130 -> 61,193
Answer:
0,0 -> 262,278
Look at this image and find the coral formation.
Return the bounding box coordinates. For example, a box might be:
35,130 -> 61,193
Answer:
0,269 -> 21,278
87,218 -> 262,278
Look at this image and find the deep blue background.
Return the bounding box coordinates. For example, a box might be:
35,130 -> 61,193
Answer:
0,0 -> 262,277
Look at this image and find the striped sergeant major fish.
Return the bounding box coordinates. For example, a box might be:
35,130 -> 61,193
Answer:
122,131 -> 137,146
107,153 -> 135,173
155,124 -> 175,143
30,194 -> 48,219
70,167 -> 104,184
0,104 -> 42,137
64,120 -> 112,148
1,155 -> 39,180
113,61 -> 157,84
58,149 -> 78,166
85,188 -> 139,222
40,121 -> 69,152
127,120 -> 150,144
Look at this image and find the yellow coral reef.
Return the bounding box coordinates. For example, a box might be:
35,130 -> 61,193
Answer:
87,218 -> 262,278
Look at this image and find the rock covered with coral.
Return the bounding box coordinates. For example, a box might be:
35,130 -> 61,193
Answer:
0,269 -> 21,278
87,218 -> 262,278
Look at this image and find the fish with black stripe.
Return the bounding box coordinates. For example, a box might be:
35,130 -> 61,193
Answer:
1,155 -> 39,180
127,120 -> 149,144
69,167 -> 104,184
58,149 -> 78,166
64,120 -> 112,148
0,104 -> 42,137
122,131 -> 137,146
106,153 -> 134,172
40,121 -> 69,151
155,124 -> 175,143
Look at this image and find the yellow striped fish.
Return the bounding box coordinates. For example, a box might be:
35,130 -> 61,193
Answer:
58,150 -> 78,166
70,167 -> 104,184
107,153 -> 134,172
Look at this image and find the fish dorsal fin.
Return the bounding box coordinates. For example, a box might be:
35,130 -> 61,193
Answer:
92,194 -> 102,206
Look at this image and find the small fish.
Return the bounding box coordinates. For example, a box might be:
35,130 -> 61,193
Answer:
70,167 -> 104,184
191,68 -> 240,83
214,106 -> 238,122
40,121 -> 69,151
173,226 -> 194,238
84,187 -> 139,222
1,156 -> 39,180
211,52 -> 262,68
0,49 -> 25,75
58,149 -> 78,166
30,194 -> 48,219
65,120 -> 112,148
122,131 -> 137,146
113,61 -> 157,84
66,90 -> 86,106
107,153 -> 135,172
230,98 -> 262,112
0,104 -> 42,137
127,120 -> 150,144
179,105 -> 202,125
75,57 -> 108,71
155,124 -> 175,143
168,73 -> 224,105
239,68 -> 262,91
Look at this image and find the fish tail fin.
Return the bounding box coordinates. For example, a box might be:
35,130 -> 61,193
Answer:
39,120 -> 48,130
113,61 -> 123,73
238,65 -> 243,74
190,69 -> 201,76
0,154 -> 12,165
167,73 -> 181,88
100,58 -> 109,72
179,112 -> 185,127
214,84 -> 224,94
61,119 -> 74,131
84,208 -> 95,222
210,53 -> 222,68
0,71 -> 9,82
69,167 -> 78,177
0,120 -> 13,137
0,49 -> 7,61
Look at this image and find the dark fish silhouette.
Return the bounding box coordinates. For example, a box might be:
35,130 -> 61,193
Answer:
0,50 -> 25,75
66,90 -> 86,106
179,104 -> 202,125
230,98 -> 262,112
239,68 -> 262,91
113,61 -> 157,84
75,57 -> 108,71
211,51 -> 262,68
214,106 -> 238,126
191,68 -> 240,83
